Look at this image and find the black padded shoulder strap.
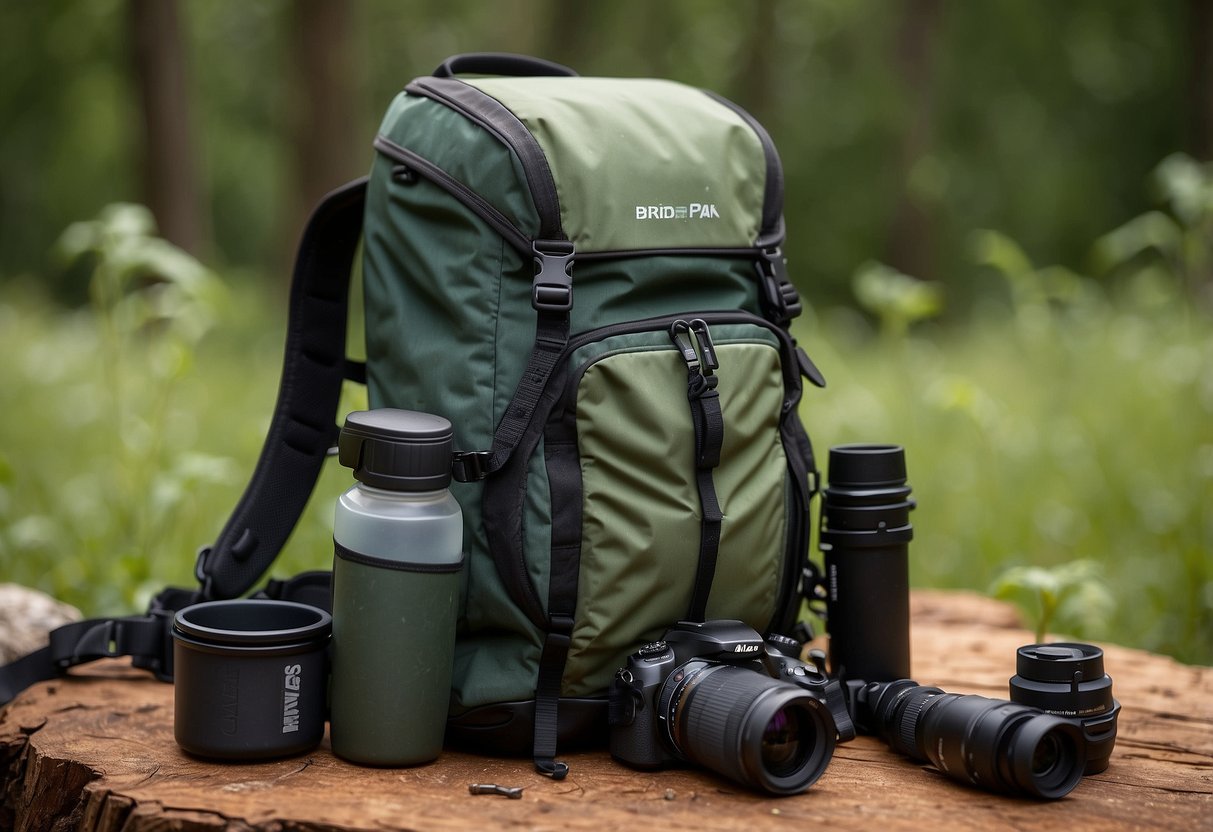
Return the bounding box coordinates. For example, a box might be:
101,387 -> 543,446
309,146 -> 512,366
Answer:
199,178 -> 367,599
0,182 -> 364,707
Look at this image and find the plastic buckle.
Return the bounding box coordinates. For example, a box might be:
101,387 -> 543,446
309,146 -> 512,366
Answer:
132,609 -> 177,682
531,240 -> 575,313
61,620 -> 123,668
756,246 -> 802,325
451,450 -> 491,483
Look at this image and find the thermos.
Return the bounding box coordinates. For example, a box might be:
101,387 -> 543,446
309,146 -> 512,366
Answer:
329,408 -> 464,765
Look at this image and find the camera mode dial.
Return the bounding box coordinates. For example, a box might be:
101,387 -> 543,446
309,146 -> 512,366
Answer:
638,641 -> 670,660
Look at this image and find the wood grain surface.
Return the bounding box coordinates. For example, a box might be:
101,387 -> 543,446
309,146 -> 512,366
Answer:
1,590 -> 1210,831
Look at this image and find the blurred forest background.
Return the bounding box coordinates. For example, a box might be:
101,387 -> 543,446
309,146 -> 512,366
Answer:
0,0 -> 1210,665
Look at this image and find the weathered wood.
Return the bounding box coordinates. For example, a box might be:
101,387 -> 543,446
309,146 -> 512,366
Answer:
1,590 -> 1209,831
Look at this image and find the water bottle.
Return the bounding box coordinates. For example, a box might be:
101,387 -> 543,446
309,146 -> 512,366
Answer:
329,408 -> 464,765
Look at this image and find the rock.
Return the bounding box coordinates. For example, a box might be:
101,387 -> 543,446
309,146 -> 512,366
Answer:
0,584 -> 82,664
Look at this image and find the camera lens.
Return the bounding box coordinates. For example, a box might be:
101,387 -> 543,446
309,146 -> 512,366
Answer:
761,705 -> 809,777
878,683 -> 1086,799
1010,642 -> 1120,774
1032,732 -> 1062,777
659,662 -> 836,795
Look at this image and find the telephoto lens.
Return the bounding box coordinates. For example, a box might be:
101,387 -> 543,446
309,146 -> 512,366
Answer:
819,444 -> 914,683
1010,643 -> 1120,774
856,679 -> 1088,799
659,661 -> 837,795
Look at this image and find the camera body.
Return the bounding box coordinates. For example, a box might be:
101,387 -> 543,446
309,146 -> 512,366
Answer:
609,620 -> 852,771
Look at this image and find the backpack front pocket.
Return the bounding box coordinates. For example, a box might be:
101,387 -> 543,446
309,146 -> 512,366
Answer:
552,316 -> 794,696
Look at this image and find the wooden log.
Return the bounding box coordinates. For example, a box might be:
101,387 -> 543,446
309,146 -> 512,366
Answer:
1,590 -> 1209,831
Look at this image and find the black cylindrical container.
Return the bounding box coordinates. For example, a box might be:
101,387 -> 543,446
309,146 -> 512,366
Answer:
172,600 -> 331,760
819,444 -> 914,683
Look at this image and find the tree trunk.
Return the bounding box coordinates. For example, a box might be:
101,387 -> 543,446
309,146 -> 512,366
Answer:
128,0 -> 208,256
1189,0 -> 1213,161
885,0 -> 941,281
285,0 -> 361,282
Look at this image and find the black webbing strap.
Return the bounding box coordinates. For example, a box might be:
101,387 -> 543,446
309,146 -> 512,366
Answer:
670,320 -> 726,622
472,240 -> 574,478
199,178 -> 367,600
0,583 -> 189,707
0,574 -> 336,707
530,422 -> 584,779
0,614 -> 163,706
687,386 -> 725,621
533,614 -> 573,779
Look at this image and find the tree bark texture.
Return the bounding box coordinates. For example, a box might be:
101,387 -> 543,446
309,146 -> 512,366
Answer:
128,0 -> 208,256
1,590 -> 1210,831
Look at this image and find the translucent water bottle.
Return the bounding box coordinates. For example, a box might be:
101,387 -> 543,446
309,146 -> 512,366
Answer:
329,408 -> 464,765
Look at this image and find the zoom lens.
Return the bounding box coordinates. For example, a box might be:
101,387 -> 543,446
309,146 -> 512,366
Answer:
659,662 -> 836,795
867,680 -> 1086,799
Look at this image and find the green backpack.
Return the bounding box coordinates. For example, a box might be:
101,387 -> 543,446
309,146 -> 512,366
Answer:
0,54 -> 826,776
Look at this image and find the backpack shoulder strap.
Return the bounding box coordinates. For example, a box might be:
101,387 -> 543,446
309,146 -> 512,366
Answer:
0,179 -> 365,706
198,177 -> 366,600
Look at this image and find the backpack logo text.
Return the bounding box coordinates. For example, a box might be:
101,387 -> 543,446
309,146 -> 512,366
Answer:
283,663 -> 302,733
635,203 -> 721,220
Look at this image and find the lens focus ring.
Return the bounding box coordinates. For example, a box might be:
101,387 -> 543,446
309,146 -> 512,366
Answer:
894,690 -> 935,759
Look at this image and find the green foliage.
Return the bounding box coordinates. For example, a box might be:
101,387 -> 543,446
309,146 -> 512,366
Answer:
851,261 -> 944,337
991,560 -> 1115,644
799,169 -> 1213,664
0,205 -> 365,616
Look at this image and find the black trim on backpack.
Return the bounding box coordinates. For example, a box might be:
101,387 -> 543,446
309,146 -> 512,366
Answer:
701,90 -> 784,240
405,77 -> 566,243
202,178 -> 367,600
373,135 -> 534,256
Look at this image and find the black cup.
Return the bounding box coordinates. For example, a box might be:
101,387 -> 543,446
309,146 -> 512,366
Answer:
172,600 -> 331,760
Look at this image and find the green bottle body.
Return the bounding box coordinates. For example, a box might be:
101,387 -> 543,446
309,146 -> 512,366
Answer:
329,483 -> 463,765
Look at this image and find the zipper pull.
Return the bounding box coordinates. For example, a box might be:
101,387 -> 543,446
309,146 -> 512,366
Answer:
669,320 -> 701,371
670,319 -> 719,399
689,320 -> 718,377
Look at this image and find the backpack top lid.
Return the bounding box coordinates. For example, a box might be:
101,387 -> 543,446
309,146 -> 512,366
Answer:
378,74 -> 781,255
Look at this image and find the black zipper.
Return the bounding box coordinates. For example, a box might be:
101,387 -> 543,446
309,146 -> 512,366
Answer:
405,77 -> 566,242
374,135 -> 533,255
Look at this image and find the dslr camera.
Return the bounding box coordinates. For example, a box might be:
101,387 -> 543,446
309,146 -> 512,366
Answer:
608,620 -> 853,795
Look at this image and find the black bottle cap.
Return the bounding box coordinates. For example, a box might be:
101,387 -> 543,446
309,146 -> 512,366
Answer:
827,444 -> 907,488
337,408 -> 453,492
